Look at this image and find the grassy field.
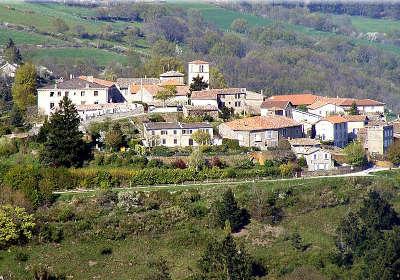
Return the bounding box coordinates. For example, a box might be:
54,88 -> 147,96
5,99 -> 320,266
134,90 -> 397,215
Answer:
25,47 -> 127,65
0,29 -> 66,46
1,175 -> 399,279
350,16 -> 400,33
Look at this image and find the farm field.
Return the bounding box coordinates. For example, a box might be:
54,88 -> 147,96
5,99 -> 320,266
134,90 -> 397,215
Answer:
0,29 -> 66,46
25,47 -> 127,65
350,16 -> 400,33
1,175 -> 400,279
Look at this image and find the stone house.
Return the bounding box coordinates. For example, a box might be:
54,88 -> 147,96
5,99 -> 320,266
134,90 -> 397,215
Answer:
143,122 -> 213,147
260,100 -> 293,118
342,115 -> 369,141
362,123 -> 394,155
218,115 -> 303,149
191,88 -> 247,114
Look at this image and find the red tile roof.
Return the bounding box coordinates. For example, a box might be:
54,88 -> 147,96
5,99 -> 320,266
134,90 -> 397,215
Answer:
342,115 -> 369,122
223,116 -> 300,131
79,76 -> 114,87
261,100 -> 291,109
268,93 -> 319,106
308,97 -> 384,109
321,115 -> 348,124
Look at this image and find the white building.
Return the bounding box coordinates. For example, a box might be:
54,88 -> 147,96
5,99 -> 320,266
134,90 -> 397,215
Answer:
188,60 -> 209,88
37,77 -> 119,116
307,100 -> 345,117
130,84 -> 189,106
315,115 -> 348,148
0,62 -> 18,78
342,115 -> 369,141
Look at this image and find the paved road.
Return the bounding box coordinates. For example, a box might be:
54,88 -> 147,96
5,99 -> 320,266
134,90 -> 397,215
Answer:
54,166 -> 393,195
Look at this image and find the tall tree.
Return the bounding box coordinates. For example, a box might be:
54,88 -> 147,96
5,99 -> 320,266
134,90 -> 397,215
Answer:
210,67 -> 227,89
192,130 -> 211,146
3,38 -> 22,64
154,85 -> 176,107
40,97 -> 90,167
197,234 -> 258,280
343,141 -> 367,167
11,63 -> 37,112
190,75 -> 208,92
105,123 -> 124,151
214,188 -> 250,232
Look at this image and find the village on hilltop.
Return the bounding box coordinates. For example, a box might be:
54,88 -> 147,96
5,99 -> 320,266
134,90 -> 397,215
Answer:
33,59 -> 397,173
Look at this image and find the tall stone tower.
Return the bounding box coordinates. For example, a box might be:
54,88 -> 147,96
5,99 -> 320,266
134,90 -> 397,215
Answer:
188,60 -> 209,89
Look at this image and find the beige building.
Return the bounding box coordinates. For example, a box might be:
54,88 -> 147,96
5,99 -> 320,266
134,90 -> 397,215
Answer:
191,88 -> 247,114
143,122 -> 213,147
364,123 -> 393,155
342,115 -> 369,141
159,71 -> 185,85
260,100 -> 293,118
218,115 -> 303,149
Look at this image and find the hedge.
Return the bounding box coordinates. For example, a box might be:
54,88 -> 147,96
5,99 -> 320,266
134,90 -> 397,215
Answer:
1,165 -> 284,194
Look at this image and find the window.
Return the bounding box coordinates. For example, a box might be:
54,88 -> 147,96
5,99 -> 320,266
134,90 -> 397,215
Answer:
81,91 -> 85,96
94,91 -> 98,96
94,101 -> 99,104
174,139 -> 177,144
57,91 -> 61,97
50,92 -> 54,97
313,154 -> 317,160
199,65 -> 204,73
50,102 -> 55,109
265,131 -> 272,139
189,129 -> 193,134
161,130 -> 167,135
162,139 -> 166,145
173,130 -> 177,135
189,139 -> 194,146
65,91 -> 69,97
151,131 -> 155,135
81,101 -> 86,105
254,134 -> 261,142
74,92 -> 76,96
325,153 -> 328,159
235,101 -> 241,107
182,130 -> 186,134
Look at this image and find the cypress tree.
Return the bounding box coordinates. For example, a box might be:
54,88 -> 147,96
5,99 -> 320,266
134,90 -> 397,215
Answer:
40,96 -> 90,167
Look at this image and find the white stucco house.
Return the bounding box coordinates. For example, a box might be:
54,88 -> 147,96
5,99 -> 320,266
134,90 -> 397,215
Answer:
315,115 -> 348,148
307,100 -> 345,117
37,76 -> 122,116
260,100 -> 293,117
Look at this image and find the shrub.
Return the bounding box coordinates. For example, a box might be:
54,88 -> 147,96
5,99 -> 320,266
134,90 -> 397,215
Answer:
0,205 -> 35,249
344,141 -> 367,167
14,250 -> 29,262
171,159 -> 187,169
150,146 -> 174,156
147,159 -> 164,168
222,138 -> 240,150
38,224 -> 63,243
100,246 -> 113,255
0,137 -> 18,157
148,113 -> 165,122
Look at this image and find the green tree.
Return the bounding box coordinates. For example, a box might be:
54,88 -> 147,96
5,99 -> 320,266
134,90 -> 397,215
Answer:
343,141 -> 367,167
10,105 -> 24,127
40,97 -> 90,167
349,102 -> 359,115
155,85 -> 177,107
53,18 -> 69,33
197,234 -> 257,280
214,188 -> 250,232
0,205 -> 35,249
190,75 -> 208,92
11,63 -> 37,111
105,123 -> 124,151
210,67 -> 227,89
387,142 -> 400,165
219,106 -> 233,121
188,148 -> 205,171
3,38 -> 22,64
192,130 -> 211,146
230,18 -> 249,33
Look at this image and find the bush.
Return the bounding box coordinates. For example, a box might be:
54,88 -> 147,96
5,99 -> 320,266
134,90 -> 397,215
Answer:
148,113 -> 165,122
171,159 -> 187,169
222,138 -> 241,150
147,159 -> 164,168
150,146 -> 174,156
0,205 -> 35,249
14,250 -> 29,262
0,137 -> 18,157
100,246 -> 113,255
